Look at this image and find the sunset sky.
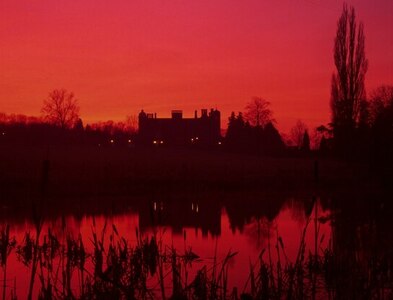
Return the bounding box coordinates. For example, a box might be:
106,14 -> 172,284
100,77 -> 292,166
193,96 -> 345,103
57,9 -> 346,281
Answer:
1,0 -> 392,132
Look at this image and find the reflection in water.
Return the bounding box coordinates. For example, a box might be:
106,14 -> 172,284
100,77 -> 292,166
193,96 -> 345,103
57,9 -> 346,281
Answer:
139,198 -> 221,237
1,192 -> 393,298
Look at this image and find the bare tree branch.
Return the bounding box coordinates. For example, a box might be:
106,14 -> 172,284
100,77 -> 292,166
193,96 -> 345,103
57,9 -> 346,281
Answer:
331,3 -> 368,131
41,89 -> 80,129
244,97 -> 274,128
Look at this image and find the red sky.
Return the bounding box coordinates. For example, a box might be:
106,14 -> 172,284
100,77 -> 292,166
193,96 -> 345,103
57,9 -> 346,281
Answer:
1,0 -> 392,132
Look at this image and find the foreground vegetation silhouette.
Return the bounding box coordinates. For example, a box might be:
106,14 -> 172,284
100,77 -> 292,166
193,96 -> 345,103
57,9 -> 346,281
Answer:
1,193 -> 393,299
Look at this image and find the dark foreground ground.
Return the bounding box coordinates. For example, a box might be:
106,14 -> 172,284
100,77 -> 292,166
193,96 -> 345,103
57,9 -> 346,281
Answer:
0,144 -> 381,201
1,144 -> 393,299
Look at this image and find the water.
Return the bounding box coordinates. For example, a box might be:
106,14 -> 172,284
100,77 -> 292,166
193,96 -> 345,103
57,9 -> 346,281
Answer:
1,191 -> 392,299
2,195 -> 331,299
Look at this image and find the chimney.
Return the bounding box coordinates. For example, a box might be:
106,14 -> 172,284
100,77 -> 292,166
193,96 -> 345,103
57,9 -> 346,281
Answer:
194,110 -> 198,118
171,110 -> 183,119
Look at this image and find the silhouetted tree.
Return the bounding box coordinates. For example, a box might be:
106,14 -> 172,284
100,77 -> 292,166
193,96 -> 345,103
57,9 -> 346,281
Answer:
244,97 -> 273,127
227,112 -> 236,127
316,125 -> 332,137
301,130 -> 310,152
290,120 -> 307,149
0,113 -> 6,124
331,4 -> 368,152
125,115 -> 138,134
226,112 -> 237,141
319,136 -> 328,152
262,122 -> 285,155
368,85 -> 393,169
226,102 -> 285,155
369,85 -> 393,125
41,89 -> 80,129
226,112 -> 248,151
74,118 -> 84,131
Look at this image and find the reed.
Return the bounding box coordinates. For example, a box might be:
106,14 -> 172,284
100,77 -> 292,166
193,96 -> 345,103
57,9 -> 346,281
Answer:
2,209 -> 393,299
0,225 -> 16,300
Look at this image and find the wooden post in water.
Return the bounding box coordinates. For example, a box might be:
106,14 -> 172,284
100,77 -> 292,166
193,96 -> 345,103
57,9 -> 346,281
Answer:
314,160 -> 319,183
41,145 -> 50,198
313,195 -> 318,300
314,196 -> 318,258
41,158 -> 50,197
2,225 -> 10,300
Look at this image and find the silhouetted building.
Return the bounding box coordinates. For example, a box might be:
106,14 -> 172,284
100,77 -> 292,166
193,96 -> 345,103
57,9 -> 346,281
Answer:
138,108 -> 221,146
138,199 -> 221,237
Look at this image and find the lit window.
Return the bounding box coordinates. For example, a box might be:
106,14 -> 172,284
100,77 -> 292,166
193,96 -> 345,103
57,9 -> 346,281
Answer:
195,137 -> 199,140
191,138 -> 194,142
128,139 -> 131,143
160,140 -> 164,144
218,141 -> 222,145
153,140 -> 157,144
110,139 -> 114,143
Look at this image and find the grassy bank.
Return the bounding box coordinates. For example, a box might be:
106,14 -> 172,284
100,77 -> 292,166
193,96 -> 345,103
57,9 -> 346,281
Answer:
0,144 -> 377,201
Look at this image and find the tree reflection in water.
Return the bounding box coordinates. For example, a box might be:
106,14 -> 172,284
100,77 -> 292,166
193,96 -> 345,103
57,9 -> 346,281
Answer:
0,191 -> 392,299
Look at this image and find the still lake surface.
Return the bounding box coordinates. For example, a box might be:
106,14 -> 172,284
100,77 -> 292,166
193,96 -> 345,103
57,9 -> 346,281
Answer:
1,191 -> 392,299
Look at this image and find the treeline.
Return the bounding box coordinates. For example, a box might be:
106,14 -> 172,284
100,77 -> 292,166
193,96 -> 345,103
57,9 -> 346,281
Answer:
333,85 -> 393,165
0,113 -> 136,147
0,109 -> 311,157
224,112 -> 286,155
222,97 -> 325,156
